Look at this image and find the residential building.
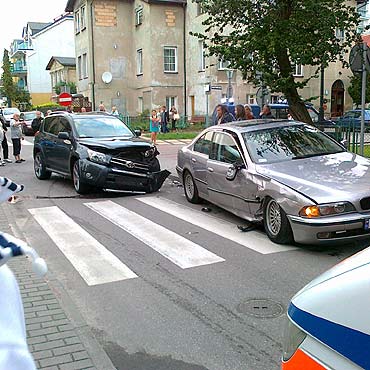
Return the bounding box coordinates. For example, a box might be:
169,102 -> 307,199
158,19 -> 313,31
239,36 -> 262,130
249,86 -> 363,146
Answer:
65,0 -> 361,118
46,56 -> 76,94
10,15 -> 75,106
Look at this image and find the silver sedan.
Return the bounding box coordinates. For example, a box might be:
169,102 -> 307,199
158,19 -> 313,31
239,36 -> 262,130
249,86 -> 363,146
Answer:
176,120 -> 370,245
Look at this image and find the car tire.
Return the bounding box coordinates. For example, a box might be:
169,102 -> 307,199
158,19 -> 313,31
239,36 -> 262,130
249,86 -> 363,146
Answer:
72,160 -> 92,195
34,152 -> 51,180
183,170 -> 201,204
263,197 -> 293,244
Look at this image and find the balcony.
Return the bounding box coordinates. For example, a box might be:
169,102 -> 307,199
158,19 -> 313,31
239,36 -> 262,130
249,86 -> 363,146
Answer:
11,62 -> 27,76
10,41 -> 33,58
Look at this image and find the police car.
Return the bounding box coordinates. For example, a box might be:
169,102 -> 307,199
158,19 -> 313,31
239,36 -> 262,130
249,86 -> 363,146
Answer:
282,247 -> 370,369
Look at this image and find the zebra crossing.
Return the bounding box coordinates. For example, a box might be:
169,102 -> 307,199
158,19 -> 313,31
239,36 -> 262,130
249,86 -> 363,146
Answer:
28,197 -> 296,286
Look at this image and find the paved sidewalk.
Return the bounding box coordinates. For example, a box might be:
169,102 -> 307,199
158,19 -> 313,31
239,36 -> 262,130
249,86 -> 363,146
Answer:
0,203 -> 116,370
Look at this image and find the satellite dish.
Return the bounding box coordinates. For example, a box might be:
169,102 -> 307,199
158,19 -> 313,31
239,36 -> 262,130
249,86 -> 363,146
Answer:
102,71 -> 113,84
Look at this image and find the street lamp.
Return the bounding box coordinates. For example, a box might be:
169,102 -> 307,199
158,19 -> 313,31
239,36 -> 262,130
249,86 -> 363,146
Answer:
226,69 -> 234,102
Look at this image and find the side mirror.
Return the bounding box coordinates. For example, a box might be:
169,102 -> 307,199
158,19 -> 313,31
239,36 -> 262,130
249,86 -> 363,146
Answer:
134,129 -> 141,137
226,163 -> 244,181
58,132 -> 70,140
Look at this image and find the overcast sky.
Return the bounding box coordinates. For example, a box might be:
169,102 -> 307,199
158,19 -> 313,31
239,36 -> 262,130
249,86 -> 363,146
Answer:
0,0 -> 68,59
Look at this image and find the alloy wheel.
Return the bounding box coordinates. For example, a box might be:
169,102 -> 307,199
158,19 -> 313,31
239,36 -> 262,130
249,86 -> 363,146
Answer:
266,200 -> 282,236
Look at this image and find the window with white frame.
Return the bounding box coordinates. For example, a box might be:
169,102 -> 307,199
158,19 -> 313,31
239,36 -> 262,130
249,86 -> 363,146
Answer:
246,94 -> 255,105
164,47 -> 177,73
218,59 -> 230,70
78,56 -> 82,80
196,2 -> 204,16
137,49 -> 143,75
75,10 -> 80,33
138,97 -> 143,113
81,6 -> 86,30
335,28 -> 345,41
82,53 -> 88,78
166,96 -> 177,109
293,64 -> 303,77
199,41 -> 205,71
135,7 -> 143,26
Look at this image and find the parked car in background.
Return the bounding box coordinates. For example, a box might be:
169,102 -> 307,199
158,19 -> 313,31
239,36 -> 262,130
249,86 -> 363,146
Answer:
2,107 -> 20,126
282,246 -> 370,369
335,109 -> 370,129
20,111 -> 44,136
33,112 -> 170,194
177,119 -> 370,245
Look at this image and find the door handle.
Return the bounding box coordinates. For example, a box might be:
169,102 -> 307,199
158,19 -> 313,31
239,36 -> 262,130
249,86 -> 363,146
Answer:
191,158 -> 197,163
207,167 -> 214,172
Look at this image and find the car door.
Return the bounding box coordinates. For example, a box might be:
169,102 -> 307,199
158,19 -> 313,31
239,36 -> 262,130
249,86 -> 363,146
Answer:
41,116 -> 59,168
206,132 -> 252,216
189,131 -> 214,198
51,117 -> 73,173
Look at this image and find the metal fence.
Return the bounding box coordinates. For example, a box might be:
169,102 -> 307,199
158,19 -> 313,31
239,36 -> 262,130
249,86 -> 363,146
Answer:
118,115 -> 196,131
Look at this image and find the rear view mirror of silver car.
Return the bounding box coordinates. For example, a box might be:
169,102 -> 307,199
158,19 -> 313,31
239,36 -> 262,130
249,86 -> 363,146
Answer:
226,163 -> 244,181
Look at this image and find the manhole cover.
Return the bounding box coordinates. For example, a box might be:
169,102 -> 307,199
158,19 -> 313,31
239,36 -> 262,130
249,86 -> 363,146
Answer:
237,298 -> 285,318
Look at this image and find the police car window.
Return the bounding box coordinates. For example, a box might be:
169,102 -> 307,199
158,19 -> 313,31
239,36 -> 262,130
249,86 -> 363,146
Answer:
193,131 -> 213,155
273,108 -> 288,119
211,133 -> 241,163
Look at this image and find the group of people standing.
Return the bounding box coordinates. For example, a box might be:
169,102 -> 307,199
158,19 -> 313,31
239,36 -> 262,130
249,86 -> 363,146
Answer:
215,103 -> 275,125
149,106 -> 180,145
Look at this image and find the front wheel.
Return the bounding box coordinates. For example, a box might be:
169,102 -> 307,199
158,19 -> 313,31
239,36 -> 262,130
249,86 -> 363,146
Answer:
183,170 -> 200,204
263,197 -> 293,244
72,160 -> 92,194
34,152 -> 51,180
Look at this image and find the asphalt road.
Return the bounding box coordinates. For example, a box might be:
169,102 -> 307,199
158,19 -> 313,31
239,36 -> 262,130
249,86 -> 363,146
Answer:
1,136 -> 367,370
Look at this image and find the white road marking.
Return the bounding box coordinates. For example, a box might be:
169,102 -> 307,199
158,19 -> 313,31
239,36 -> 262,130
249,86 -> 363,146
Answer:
85,201 -> 225,269
28,206 -> 138,286
137,197 -> 297,255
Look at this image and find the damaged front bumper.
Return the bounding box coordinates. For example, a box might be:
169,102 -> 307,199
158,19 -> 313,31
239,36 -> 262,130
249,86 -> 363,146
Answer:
79,159 -> 170,193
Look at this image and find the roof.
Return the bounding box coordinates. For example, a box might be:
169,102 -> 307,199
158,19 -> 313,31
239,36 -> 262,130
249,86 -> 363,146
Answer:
27,22 -> 51,35
46,56 -> 76,70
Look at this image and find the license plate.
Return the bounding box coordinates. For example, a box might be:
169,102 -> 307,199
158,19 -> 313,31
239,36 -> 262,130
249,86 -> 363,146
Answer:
365,219 -> 370,230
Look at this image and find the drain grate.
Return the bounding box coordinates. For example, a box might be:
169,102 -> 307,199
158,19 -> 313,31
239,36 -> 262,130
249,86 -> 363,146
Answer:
237,298 -> 285,318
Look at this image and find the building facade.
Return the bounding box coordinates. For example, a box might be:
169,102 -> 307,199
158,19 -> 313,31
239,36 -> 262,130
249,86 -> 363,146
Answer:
10,15 -> 75,106
66,0 -> 362,117
46,56 -> 77,95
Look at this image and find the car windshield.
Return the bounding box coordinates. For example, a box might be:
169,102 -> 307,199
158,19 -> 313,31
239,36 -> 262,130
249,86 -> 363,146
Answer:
73,116 -> 133,138
242,124 -> 345,164
3,108 -> 19,115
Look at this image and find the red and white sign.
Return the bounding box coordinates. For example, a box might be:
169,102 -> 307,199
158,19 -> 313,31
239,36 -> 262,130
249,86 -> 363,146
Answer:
58,92 -> 73,107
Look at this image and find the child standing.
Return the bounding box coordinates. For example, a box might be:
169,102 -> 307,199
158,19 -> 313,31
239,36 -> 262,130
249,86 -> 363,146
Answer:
150,109 -> 160,145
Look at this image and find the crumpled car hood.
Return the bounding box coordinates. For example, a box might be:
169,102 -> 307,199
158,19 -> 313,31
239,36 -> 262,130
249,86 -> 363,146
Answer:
79,137 -> 151,150
256,151 -> 370,203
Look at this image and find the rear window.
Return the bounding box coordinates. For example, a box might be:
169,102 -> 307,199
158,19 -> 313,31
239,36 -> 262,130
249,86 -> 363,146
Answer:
3,108 -> 20,115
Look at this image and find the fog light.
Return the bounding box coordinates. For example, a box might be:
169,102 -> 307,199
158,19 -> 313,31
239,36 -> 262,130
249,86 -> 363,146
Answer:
85,172 -> 92,179
317,232 -> 331,239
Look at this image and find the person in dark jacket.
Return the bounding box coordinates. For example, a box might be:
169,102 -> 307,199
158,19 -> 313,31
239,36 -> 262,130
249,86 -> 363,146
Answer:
259,104 -> 275,119
0,112 -> 11,163
31,111 -> 43,134
160,106 -> 170,133
216,104 -> 235,124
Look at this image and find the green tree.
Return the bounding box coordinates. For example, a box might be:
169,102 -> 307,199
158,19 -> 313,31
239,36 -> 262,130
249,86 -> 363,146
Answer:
1,49 -> 15,106
54,81 -> 77,95
193,0 -> 360,123
348,73 -> 370,106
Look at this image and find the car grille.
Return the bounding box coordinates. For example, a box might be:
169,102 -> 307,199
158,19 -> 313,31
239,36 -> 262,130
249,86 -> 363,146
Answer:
360,197 -> 370,210
110,157 -> 149,172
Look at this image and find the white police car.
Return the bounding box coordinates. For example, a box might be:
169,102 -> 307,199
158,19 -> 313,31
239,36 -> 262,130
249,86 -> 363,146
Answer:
282,247 -> 370,369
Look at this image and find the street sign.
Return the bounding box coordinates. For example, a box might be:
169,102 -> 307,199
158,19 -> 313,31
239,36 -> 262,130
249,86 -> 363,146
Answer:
349,44 -> 370,74
211,85 -> 222,90
58,92 -> 73,106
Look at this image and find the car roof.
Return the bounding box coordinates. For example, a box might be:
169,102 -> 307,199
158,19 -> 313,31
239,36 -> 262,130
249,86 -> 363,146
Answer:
47,111 -> 115,119
210,119 -> 304,133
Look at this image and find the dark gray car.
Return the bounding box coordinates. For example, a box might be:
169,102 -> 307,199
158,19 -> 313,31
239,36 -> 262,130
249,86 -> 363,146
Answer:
176,120 -> 370,245
33,112 -> 169,194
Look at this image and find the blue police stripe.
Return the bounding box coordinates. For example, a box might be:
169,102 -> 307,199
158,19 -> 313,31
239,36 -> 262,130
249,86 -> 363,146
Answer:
288,303 -> 370,369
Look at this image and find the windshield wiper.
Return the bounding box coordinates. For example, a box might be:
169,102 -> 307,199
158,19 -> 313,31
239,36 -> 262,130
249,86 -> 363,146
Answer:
292,150 -> 344,160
